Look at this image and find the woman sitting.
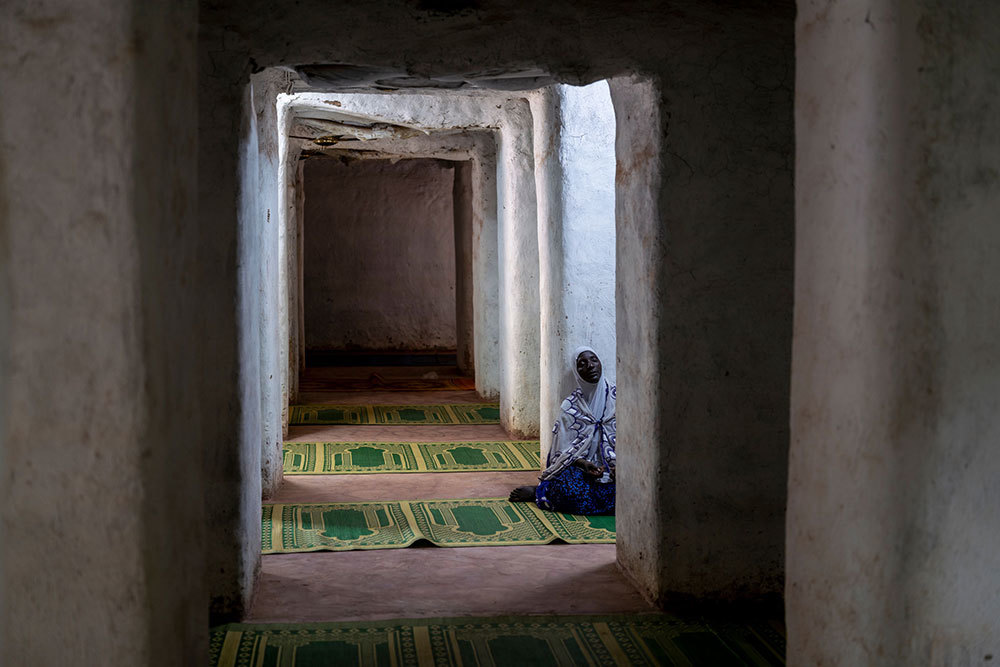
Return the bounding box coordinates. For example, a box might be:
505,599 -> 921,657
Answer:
509,346 -> 615,515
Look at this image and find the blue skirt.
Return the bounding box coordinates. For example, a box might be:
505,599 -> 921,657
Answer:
535,465 -> 615,515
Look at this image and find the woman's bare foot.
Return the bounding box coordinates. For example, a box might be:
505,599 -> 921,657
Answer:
574,458 -> 605,479
508,485 -> 537,502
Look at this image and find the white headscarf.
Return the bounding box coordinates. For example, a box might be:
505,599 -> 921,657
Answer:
540,346 -> 616,482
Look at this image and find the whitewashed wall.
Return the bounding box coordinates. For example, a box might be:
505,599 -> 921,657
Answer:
244,72 -> 284,501
534,82 -> 617,462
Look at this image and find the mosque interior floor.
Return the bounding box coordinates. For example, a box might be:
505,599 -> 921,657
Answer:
246,365 -> 652,623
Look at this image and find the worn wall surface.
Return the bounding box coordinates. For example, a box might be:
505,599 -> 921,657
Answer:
453,161 -> 475,374
468,143 -> 501,400
243,71 -> 286,500
495,102 -> 542,438
0,0 -> 205,663
277,90 -> 297,433
611,16 -> 794,606
789,1 -> 1000,663
303,158 -> 457,351
199,27 -> 261,625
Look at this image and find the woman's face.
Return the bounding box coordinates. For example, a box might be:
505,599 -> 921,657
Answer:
576,351 -> 602,383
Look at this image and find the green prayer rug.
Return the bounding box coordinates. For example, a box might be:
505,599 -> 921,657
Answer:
210,614 -> 786,666
289,403 -> 501,426
283,441 -> 541,474
262,498 -> 615,554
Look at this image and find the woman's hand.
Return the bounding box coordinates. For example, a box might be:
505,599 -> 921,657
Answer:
574,458 -> 605,479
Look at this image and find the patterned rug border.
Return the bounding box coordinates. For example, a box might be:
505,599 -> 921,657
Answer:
211,613 -> 786,667
282,440 -> 541,474
262,497 -> 616,554
213,612 -> 686,632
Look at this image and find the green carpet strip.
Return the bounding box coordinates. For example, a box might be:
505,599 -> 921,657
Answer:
262,498 -> 614,554
290,403 -> 501,425
211,614 -> 786,666
283,441 -> 541,474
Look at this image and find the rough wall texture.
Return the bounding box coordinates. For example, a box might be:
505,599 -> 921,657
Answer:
469,143 -> 501,400
612,15 -> 794,606
0,0 -> 204,662
609,76 -> 670,607
453,161 -> 475,373
199,29 -> 261,625
277,92 -> 297,435
496,102 -> 542,438
244,71 -> 285,501
303,158 -> 457,351
789,1 -> 1000,663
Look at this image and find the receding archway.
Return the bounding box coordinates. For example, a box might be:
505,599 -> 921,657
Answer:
205,2 -> 795,627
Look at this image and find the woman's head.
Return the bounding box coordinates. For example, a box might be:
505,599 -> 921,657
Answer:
575,348 -> 602,384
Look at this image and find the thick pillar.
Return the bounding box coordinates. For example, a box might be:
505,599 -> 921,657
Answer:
453,161 -> 475,375
789,1 -> 1000,662
296,161 -> 306,381
534,83 -> 616,464
247,71 -> 286,500
277,95 -> 298,435
0,1 -> 204,662
612,21 -> 794,606
470,139 -> 501,399
497,104 -> 541,438
198,37 -> 261,620
611,77 -> 670,604
533,87 -> 562,463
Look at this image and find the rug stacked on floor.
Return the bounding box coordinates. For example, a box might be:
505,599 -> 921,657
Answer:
262,498 -> 614,554
282,440 -> 541,474
289,403 -> 501,425
210,614 -> 786,666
